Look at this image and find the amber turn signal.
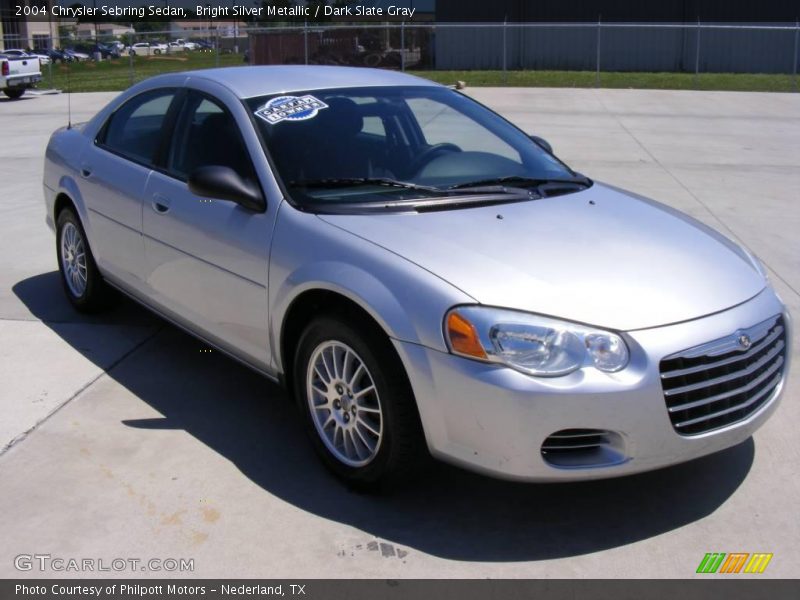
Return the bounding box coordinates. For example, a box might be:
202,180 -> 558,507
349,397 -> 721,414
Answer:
446,311 -> 488,359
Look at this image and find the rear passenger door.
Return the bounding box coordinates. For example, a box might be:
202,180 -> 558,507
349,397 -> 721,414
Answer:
81,88 -> 179,290
141,90 -> 273,369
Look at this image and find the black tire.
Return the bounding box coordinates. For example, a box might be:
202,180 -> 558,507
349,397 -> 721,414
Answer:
363,53 -> 382,67
56,208 -> 113,313
3,89 -> 24,100
294,315 -> 426,490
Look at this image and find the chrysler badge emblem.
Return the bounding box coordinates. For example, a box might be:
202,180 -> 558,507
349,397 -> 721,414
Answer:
738,334 -> 752,350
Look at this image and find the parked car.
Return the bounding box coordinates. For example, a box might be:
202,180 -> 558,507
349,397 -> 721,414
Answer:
32,52 -> 52,65
72,42 -> 121,59
0,52 -> 41,99
176,38 -> 200,50
1,48 -> 50,66
1,49 -> 28,58
63,49 -> 90,62
129,42 -> 168,56
167,42 -> 185,52
42,66 -> 791,487
43,48 -> 73,63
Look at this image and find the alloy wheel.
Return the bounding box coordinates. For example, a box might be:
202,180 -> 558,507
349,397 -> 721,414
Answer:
60,222 -> 88,297
306,341 -> 384,467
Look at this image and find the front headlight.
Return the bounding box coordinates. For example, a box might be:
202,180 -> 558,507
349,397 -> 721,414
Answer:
445,306 -> 629,377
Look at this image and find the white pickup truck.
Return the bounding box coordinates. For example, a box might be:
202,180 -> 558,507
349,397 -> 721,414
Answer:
0,53 -> 42,99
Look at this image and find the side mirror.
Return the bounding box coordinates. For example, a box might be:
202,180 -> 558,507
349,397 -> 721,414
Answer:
188,166 -> 264,212
529,135 -> 553,154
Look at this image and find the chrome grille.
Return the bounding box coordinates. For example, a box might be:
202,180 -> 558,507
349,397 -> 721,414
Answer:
660,315 -> 786,435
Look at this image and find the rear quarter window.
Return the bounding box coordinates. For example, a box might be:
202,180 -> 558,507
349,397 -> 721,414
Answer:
98,89 -> 177,166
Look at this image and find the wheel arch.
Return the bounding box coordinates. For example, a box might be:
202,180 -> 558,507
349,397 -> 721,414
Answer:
279,287 -> 402,396
54,191 -> 77,221
55,175 -> 89,219
52,185 -> 99,261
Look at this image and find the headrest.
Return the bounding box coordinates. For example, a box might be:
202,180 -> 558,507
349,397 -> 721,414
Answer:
313,97 -> 364,138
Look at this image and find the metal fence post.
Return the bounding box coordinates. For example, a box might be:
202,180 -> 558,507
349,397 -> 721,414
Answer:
215,31 -> 220,67
304,20 -> 309,65
401,21 -> 406,71
694,19 -> 701,88
793,19 -> 799,93
502,19 -> 508,84
595,17 -> 602,87
129,33 -> 135,86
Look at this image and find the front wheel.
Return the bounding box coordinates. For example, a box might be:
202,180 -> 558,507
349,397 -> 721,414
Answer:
56,208 -> 113,313
294,316 -> 425,488
3,89 -> 25,100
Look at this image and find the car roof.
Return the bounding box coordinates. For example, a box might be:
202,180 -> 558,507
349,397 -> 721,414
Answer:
167,65 -> 441,99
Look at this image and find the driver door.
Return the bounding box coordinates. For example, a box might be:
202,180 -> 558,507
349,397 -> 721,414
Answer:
141,90 -> 272,369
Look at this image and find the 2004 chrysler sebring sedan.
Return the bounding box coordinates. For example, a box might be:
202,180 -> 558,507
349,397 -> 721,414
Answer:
44,66 -> 791,487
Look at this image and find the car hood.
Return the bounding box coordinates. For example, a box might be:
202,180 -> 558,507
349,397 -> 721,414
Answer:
318,183 -> 765,331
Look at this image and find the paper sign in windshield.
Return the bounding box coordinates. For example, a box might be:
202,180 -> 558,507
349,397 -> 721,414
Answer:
255,95 -> 329,125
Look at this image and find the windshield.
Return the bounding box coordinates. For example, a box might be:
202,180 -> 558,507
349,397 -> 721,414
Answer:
245,86 -> 583,208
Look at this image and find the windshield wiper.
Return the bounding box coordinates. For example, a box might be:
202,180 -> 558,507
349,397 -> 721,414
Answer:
291,176 -> 582,214
449,175 -> 591,191
302,189 -> 536,214
289,177 -> 447,194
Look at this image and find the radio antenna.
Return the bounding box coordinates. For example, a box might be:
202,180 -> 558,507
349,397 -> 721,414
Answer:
66,61 -> 72,129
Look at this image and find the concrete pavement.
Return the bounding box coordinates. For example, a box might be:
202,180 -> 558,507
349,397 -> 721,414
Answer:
0,88 -> 798,578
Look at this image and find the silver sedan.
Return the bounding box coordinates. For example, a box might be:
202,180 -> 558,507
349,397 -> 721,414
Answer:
43,66 -> 791,487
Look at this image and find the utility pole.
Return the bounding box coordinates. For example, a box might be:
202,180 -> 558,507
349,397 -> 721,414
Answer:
233,0 -> 239,54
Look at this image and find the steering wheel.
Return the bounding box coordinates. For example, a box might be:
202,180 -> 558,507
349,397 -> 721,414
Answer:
410,143 -> 461,174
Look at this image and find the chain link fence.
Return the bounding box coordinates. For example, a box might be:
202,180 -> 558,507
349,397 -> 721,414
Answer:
2,22 -> 798,93
2,28 -> 243,93
247,22 -> 800,81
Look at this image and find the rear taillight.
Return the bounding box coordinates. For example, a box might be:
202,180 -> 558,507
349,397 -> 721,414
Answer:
1,61 -> 9,77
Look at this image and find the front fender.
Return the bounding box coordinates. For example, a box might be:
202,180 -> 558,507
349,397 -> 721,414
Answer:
268,204 -> 474,373
272,262 -> 424,364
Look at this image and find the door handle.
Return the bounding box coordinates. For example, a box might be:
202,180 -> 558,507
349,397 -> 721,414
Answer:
151,194 -> 171,214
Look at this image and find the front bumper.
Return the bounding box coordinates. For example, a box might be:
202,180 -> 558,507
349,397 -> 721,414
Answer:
394,287 -> 791,482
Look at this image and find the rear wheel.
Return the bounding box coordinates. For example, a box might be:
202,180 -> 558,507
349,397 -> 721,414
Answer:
56,208 -> 113,313
294,316 -> 425,489
3,89 -> 24,100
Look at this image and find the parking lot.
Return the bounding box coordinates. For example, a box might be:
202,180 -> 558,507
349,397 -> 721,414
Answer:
0,86 -> 798,578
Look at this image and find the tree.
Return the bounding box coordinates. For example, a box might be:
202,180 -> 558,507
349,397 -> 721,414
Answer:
133,22 -> 163,33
